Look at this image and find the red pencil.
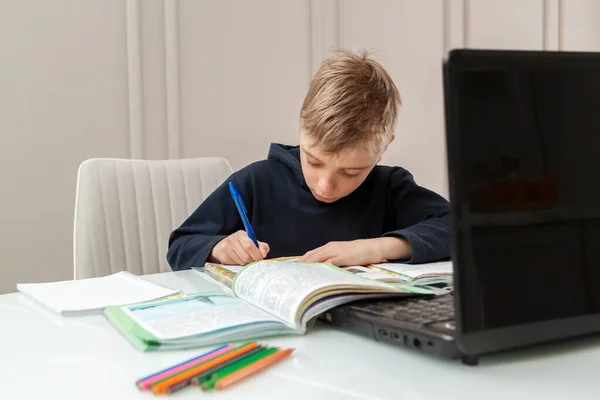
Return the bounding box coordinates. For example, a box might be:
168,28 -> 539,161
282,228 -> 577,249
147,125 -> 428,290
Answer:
214,348 -> 294,390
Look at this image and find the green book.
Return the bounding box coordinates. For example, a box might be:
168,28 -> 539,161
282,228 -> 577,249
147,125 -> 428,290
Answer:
105,259 -> 435,351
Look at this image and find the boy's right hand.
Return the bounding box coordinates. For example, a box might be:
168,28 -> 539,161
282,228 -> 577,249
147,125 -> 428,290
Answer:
210,230 -> 270,265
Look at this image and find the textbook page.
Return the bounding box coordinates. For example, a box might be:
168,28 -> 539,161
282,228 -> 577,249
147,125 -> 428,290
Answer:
203,264 -> 245,275
197,257 -> 301,289
344,265 -> 408,282
372,261 -> 453,279
122,293 -> 288,341
232,260 -> 398,328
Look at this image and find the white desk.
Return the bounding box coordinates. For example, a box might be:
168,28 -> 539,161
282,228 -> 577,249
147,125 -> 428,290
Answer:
2,270 -> 600,400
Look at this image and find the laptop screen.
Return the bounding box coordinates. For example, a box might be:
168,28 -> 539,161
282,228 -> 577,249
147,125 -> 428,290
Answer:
446,51 -> 600,334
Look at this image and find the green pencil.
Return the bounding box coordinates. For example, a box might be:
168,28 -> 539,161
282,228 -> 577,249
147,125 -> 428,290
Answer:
199,347 -> 278,391
189,346 -> 266,386
149,341 -> 254,390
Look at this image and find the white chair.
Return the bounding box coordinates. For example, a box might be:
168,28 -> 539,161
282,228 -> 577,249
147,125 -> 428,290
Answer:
73,157 -> 233,279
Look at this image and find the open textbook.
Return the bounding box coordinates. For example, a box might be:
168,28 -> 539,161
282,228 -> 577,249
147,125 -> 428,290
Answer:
105,260 -> 434,351
201,258 -> 453,289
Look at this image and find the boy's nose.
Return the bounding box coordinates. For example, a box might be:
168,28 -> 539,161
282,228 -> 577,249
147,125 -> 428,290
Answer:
318,175 -> 336,195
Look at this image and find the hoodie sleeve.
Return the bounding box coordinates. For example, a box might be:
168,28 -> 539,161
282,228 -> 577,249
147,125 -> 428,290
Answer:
382,168 -> 451,263
166,175 -> 245,271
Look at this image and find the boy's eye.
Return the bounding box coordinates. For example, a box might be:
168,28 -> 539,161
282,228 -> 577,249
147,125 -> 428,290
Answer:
341,171 -> 360,178
306,159 -> 321,167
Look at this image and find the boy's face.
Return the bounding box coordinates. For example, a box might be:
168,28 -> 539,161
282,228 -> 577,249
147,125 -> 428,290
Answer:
299,134 -> 379,203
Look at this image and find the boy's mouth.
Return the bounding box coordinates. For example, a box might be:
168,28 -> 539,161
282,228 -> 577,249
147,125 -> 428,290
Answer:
312,191 -> 338,203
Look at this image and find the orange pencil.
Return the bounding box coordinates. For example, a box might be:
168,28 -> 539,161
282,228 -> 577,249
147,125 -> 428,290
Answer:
215,348 -> 294,390
151,342 -> 258,394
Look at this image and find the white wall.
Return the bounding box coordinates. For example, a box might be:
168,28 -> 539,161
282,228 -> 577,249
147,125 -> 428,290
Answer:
1,0 -> 599,293
178,0 -> 311,166
0,0 -> 130,293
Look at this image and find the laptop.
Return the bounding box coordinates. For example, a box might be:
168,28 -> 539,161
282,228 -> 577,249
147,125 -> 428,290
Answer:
322,49 -> 600,365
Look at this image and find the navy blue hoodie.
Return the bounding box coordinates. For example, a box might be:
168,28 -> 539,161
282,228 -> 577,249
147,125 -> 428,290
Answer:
167,143 -> 451,270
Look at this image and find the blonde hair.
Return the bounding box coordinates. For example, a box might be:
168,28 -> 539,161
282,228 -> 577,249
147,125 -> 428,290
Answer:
300,49 -> 401,157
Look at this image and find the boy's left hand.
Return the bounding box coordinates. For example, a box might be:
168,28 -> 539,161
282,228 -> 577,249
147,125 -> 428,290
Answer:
297,237 -> 412,266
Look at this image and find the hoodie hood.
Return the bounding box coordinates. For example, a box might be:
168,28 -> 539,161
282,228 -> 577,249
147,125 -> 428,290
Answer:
267,143 -> 308,189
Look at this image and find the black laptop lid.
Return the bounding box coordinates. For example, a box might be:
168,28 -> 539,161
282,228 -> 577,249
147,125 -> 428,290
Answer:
444,49 -> 600,356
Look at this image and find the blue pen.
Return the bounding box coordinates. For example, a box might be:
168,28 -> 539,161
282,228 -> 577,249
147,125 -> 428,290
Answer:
228,182 -> 259,247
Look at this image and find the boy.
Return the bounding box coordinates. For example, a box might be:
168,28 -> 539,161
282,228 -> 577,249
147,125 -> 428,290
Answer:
167,49 -> 450,271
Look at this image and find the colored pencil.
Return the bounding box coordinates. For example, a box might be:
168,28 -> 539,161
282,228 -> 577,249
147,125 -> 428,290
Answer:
163,346 -> 266,394
151,342 -> 258,394
200,347 -> 277,391
214,348 -> 294,390
147,343 -> 252,391
136,344 -> 233,390
136,344 -> 228,385
189,346 -> 266,385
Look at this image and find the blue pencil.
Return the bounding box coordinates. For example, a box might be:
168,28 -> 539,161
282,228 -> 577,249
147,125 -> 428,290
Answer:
135,344 -> 228,386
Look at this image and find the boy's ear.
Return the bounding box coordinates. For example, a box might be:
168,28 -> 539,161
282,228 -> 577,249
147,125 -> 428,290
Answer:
382,135 -> 395,153
377,135 -> 395,164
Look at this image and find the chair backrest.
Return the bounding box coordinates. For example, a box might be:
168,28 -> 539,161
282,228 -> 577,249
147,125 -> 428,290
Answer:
73,157 -> 233,279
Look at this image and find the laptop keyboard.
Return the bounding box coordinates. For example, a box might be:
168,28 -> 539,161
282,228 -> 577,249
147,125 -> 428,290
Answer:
351,294 -> 454,326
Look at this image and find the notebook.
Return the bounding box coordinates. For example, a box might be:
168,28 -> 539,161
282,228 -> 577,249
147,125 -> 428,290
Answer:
105,259 -> 435,351
17,271 -> 180,316
368,261 -> 453,286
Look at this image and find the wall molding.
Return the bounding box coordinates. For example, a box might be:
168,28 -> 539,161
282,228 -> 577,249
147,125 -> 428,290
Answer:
336,0 -> 348,50
126,0 -> 144,159
463,0 -> 470,48
309,0 -> 339,77
443,0 -> 466,52
164,0 -> 182,159
310,0 -> 324,77
543,0 -> 561,50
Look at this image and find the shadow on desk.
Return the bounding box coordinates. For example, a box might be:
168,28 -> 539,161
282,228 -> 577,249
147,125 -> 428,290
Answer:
479,333 -> 600,366
318,319 -> 600,368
